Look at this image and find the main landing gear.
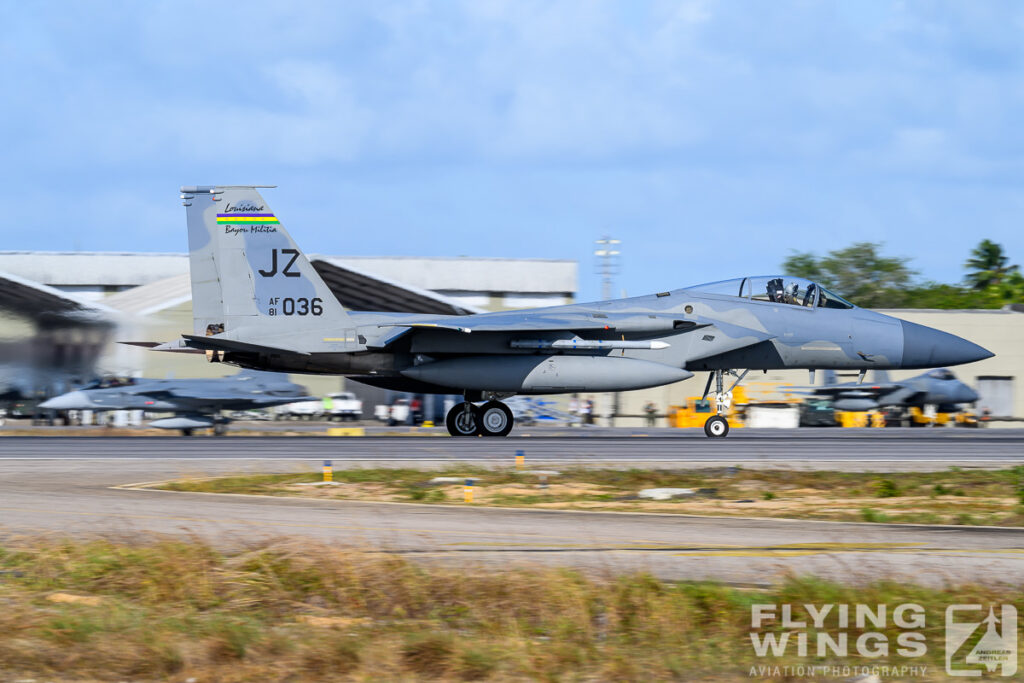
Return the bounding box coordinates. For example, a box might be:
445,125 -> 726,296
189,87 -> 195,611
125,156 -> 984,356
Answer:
445,400 -> 514,437
701,369 -> 749,438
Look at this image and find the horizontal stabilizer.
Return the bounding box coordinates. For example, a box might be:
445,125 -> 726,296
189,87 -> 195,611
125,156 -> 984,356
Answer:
120,339 -> 206,354
181,334 -> 311,356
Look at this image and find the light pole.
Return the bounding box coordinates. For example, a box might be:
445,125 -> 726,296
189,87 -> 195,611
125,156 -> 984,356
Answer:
593,236 -> 622,427
594,236 -> 621,301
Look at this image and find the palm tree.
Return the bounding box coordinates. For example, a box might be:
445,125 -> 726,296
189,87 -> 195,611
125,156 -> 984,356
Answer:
965,239 -> 1019,290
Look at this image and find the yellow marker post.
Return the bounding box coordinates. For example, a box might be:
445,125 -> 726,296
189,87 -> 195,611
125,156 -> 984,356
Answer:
464,478 -> 474,503
323,460 -> 333,482
327,427 -> 365,436
515,450 -> 524,470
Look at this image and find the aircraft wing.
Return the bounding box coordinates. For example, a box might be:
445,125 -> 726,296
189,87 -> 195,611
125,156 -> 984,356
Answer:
876,386 -> 925,406
165,394 -> 314,406
377,311 -> 703,334
810,383 -> 899,396
129,388 -> 314,407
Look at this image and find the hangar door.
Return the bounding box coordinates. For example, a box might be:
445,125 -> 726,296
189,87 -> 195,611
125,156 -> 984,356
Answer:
976,376 -> 1014,418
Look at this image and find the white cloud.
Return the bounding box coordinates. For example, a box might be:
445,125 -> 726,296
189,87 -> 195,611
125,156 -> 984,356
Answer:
2,0 -> 1023,293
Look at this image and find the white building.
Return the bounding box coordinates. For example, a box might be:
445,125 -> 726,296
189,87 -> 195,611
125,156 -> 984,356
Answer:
0,252 -> 576,311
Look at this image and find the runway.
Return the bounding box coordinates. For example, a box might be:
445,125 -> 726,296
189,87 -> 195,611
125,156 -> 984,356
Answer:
2,428 -> 1024,466
2,430 -> 1023,586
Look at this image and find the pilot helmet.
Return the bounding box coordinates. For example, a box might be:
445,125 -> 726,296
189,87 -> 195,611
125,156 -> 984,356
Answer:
784,282 -> 799,299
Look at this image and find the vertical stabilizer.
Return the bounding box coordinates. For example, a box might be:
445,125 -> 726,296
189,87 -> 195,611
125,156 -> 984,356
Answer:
180,186 -> 350,336
822,369 -> 838,386
872,369 -> 892,384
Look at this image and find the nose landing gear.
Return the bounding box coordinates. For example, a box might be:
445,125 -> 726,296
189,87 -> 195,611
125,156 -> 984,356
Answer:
701,369 -> 748,438
445,399 -> 515,437
704,414 -> 729,438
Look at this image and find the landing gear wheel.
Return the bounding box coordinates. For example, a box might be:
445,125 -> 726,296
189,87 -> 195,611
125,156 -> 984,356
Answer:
446,402 -> 480,437
213,422 -> 227,437
704,415 -> 729,438
478,401 -> 514,437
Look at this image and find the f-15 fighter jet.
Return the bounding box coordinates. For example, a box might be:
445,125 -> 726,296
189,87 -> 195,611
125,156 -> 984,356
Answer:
145,185 -> 992,438
39,370 -> 315,435
807,368 -> 980,413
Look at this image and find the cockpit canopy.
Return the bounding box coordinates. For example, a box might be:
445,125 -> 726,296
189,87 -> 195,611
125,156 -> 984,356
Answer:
926,369 -> 956,381
82,376 -> 138,390
689,276 -> 855,309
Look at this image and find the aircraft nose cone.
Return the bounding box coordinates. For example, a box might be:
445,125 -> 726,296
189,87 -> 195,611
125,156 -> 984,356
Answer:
39,391 -> 89,410
958,385 -> 980,403
900,320 -> 994,369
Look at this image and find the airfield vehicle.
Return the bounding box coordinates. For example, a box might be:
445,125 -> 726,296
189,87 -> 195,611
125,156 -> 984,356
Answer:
276,400 -> 322,420
668,387 -> 747,430
324,392 -> 363,421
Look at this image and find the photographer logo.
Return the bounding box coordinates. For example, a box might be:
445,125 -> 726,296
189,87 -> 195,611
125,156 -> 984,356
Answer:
946,605 -> 1016,677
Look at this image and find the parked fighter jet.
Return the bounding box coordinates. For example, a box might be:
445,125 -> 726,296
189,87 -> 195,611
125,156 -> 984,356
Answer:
142,185 -> 993,438
806,368 -> 979,413
38,370 -> 315,435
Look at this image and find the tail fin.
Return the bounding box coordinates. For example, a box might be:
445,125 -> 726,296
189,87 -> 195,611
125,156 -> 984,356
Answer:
180,186 -> 350,336
822,369 -> 838,386
872,369 -> 891,384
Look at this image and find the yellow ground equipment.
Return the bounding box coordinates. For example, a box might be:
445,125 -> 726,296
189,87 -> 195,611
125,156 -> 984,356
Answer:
908,407 -> 975,427
835,411 -> 887,428
667,387 -> 747,429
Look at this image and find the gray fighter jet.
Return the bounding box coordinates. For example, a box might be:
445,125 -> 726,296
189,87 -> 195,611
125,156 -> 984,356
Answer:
143,185 -> 993,438
39,370 -> 315,435
807,368 -> 979,413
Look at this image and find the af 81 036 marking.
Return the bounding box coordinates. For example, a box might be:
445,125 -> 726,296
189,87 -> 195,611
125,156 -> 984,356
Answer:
268,297 -> 324,317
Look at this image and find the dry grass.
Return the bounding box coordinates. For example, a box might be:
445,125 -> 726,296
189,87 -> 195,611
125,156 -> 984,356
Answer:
158,466 -> 1024,526
0,536 -> 1021,681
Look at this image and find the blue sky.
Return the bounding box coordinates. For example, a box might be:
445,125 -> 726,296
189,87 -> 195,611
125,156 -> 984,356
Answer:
2,1 -> 1022,301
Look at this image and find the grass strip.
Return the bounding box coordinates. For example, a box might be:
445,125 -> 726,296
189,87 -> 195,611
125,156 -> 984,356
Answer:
157,466 -> 1024,526
0,536 -> 1020,681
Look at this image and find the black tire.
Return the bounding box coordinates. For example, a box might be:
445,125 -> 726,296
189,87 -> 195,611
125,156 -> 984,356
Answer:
446,402 -> 480,436
704,415 -> 729,438
181,428 -> 194,437
478,401 -> 514,437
